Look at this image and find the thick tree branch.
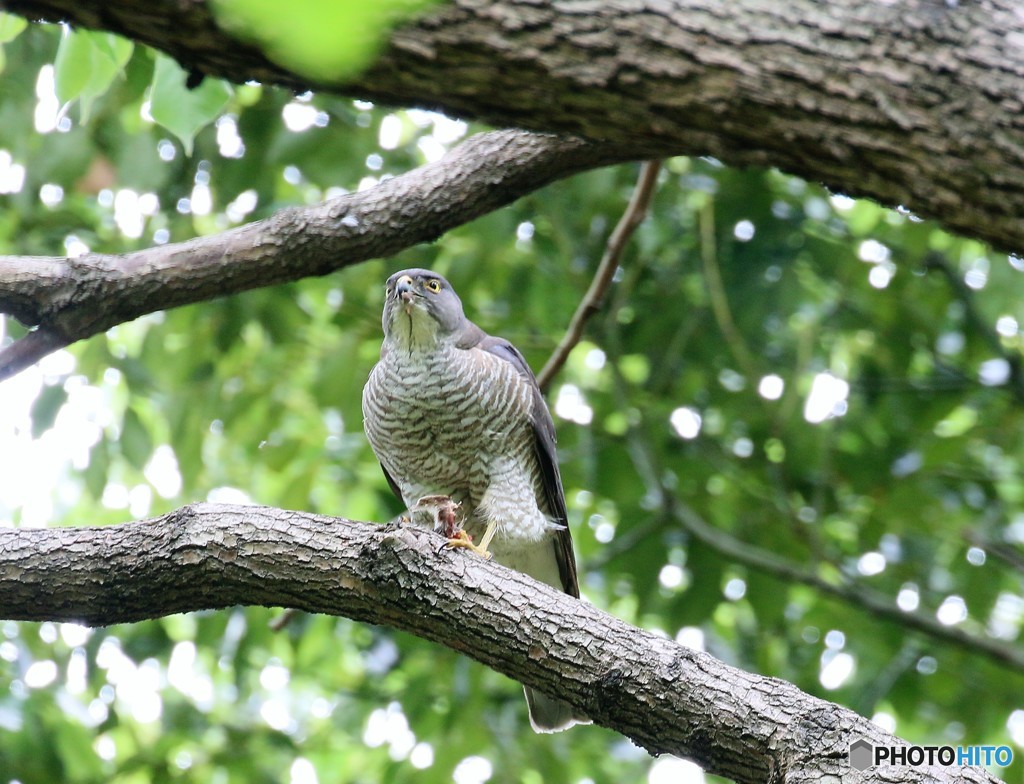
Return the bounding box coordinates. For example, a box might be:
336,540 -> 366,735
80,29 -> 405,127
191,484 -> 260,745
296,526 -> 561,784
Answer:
0,503 -> 1002,784
5,0 -> 1024,254
0,130 -> 631,381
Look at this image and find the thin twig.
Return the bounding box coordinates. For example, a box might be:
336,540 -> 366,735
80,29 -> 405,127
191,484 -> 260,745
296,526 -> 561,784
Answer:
964,529 -> 1024,576
269,607 -> 298,631
537,160 -> 662,391
698,198 -> 758,380
601,331 -> 1024,673
924,251 -> 1024,402
667,494 -> 1024,672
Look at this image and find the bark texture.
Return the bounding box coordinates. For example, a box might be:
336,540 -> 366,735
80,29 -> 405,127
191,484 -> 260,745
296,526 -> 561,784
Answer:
4,0 -> 1024,254
0,6 -> 1017,781
0,504 -> 1003,784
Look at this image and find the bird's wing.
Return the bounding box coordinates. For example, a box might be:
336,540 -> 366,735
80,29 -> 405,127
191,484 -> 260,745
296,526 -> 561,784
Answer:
472,332 -> 581,598
379,462 -> 405,504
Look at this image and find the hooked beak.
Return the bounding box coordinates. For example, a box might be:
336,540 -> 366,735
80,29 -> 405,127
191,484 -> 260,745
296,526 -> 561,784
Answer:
394,275 -> 416,312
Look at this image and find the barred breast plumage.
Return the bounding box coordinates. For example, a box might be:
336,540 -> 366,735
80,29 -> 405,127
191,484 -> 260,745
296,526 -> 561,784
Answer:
363,341 -> 556,552
361,268 -> 589,733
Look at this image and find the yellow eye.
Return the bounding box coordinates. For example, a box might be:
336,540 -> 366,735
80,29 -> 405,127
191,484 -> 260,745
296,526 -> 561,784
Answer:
426,279 -> 442,293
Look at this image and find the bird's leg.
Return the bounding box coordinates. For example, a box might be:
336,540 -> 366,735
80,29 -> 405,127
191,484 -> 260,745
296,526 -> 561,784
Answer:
410,495 -> 494,559
446,518 -> 495,560
445,528 -> 475,550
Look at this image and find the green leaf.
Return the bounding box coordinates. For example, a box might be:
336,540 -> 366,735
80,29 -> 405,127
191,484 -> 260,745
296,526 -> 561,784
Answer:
208,0 -> 442,83
54,719 -> 105,783
933,404 -> 977,438
91,32 -> 133,66
120,405 -> 153,469
53,29 -> 133,122
149,53 -> 232,155
83,440 -> 110,501
53,30 -> 92,107
80,34 -> 133,121
0,13 -> 26,43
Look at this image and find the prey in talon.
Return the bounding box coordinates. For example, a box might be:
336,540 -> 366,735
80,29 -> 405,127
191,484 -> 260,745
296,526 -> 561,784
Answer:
411,495 -> 466,540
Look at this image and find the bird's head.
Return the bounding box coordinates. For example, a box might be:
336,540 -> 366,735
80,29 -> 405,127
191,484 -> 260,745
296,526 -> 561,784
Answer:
381,269 -> 468,349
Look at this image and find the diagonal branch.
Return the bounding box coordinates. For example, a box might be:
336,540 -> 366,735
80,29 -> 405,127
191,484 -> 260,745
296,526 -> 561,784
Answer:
0,327 -> 68,383
667,495 -> 1024,673
698,198 -> 759,381
0,130 -> 634,382
0,503 -> 1002,784
537,160 -> 662,391
923,251 -> 1024,403
964,529 -> 1024,577
601,333 -> 1024,674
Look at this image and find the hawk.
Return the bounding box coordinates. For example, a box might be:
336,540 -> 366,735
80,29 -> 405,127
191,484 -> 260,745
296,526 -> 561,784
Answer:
362,268 -> 588,732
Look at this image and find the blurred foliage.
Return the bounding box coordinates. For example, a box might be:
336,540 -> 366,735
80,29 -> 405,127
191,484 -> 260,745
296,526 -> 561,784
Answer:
209,0 -> 441,83
1,19 -> 1023,784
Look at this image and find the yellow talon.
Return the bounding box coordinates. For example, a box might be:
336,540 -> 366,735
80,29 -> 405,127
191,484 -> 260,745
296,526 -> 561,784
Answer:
445,529 -> 492,560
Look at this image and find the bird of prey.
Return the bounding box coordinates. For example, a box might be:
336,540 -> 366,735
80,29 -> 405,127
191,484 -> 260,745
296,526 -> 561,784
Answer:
362,268 -> 588,733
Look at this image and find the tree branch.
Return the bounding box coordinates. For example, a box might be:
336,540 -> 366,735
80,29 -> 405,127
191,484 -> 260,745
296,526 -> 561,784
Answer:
5,0 -> 1024,253
537,160 -> 662,391
667,494 -> 1024,673
601,329 -> 1024,674
698,198 -> 759,381
964,529 -> 1024,577
0,503 -> 1002,784
0,130 -> 632,381
0,327 -> 69,383
923,251 -> 1024,403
